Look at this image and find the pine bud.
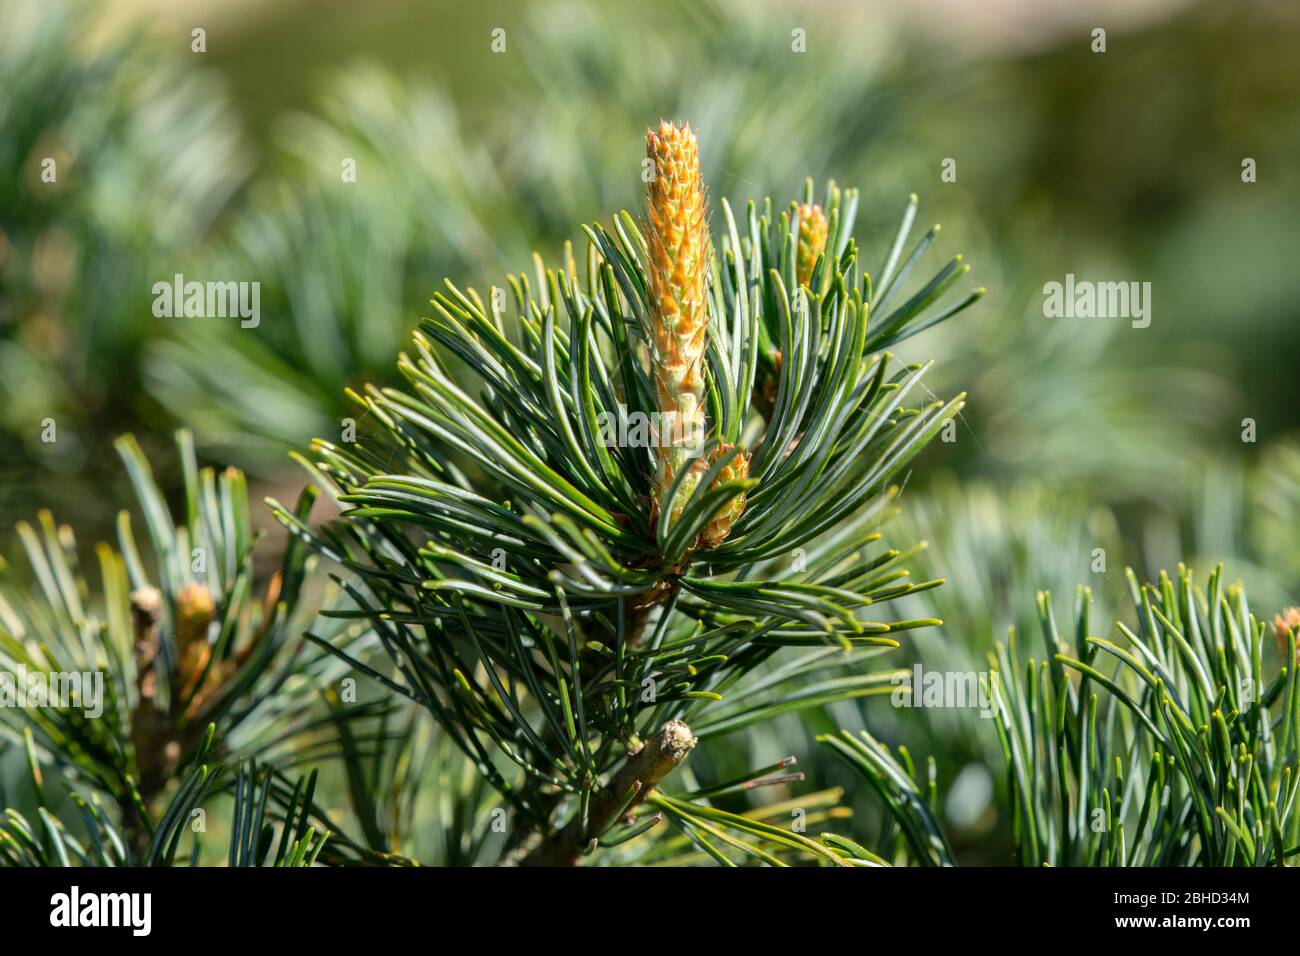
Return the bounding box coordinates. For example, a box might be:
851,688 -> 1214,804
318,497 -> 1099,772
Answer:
176,582 -> 216,642
645,121 -> 709,506
176,582 -> 216,704
700,444 -> 751,548
795,203 -> 828,288
1274,607 -> 1300,654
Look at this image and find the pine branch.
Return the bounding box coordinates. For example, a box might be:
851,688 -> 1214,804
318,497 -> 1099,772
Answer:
0,430 -> 380,850
274,120 -> 979,865
991,565 -> 1300,866
519,719 -> 696,866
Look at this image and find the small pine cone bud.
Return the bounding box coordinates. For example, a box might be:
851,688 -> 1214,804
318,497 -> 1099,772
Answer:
176,582 -> 216,644
655,718 -> 698,765
700,444 -> 751,549
795,203 -> 828,288
1274,607 -> 1300,654
645,121 -> 709,502
175,583 -> 216,704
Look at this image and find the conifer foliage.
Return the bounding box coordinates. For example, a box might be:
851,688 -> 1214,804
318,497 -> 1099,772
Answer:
270,123 -> 977,865
3,113 -> 1293,870
0,432 -> 380,864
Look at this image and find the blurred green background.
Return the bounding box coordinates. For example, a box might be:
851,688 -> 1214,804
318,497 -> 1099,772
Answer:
2,0 -> 1297,863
